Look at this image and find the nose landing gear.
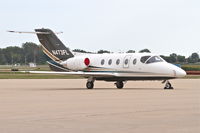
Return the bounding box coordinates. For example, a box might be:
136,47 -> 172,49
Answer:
163,80 -> 174,89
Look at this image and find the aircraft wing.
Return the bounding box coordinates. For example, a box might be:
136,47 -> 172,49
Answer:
22,71 -> 117,77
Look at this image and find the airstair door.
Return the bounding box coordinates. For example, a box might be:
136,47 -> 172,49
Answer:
123,55 -> 132,68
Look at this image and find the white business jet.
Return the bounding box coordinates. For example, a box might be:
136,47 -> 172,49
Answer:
8,29 -> 186,89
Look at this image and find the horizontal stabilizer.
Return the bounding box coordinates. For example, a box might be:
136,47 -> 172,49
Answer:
7,30 -> 63,34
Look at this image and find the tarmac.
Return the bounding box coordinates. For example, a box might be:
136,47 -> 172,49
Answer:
0,79 -> 199,133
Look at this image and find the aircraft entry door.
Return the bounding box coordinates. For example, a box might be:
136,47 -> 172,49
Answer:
123,55 -> 132,68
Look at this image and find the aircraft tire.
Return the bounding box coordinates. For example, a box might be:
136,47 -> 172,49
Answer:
164,82 -> 174,89
116,81 -> 124,89
86,82 -> 94,89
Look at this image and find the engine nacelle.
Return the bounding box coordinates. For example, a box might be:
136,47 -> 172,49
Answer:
61,57 -> 90,71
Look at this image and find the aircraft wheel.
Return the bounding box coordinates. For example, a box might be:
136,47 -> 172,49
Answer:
164,81 -> 174,89
115,81 -> 124,89
86,82 -> 94,89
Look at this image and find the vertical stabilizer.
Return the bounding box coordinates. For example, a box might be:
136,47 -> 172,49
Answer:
35,28 -> 74,62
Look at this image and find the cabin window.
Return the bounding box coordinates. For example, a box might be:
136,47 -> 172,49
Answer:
133,59 -> 137,65
101,59 -> 105,65
108,59 -> 112,65
146,56 -> 163,64
116,59 -> 120,65
140,56 -> 151,63
124,59 -> 129,65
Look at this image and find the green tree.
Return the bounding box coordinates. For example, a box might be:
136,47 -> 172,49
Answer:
139,49 -> 151,53
126,50 -> 135,53
188,53 -> 199,63
0,42 -> 47,65
73,49 -> 88,53
22,42 -> 39,64
2,46 -> 23,65
169,53 -> 177,63
0,49 -> 7,65
97,50 -> 111,54
177,55 -> 186,63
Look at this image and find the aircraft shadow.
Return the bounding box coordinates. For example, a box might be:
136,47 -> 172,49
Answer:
33,87 -> 163,91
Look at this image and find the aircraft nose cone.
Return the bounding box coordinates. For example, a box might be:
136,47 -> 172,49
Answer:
176,68 -> 187,77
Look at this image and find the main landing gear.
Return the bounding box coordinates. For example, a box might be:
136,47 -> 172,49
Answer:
86,80 -> 125,89
86,81 -> 94,89
86,77 -> 95,89
163,80 -> 174,89
115,81 -> 124,89
86,77 -> 125,89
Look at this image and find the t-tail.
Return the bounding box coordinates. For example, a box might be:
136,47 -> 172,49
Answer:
35,28 -> 74,62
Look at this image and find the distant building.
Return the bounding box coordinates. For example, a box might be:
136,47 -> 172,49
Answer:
29,63 -> 36,68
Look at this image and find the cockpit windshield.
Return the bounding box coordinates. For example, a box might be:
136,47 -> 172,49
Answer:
146,56 -> 163,64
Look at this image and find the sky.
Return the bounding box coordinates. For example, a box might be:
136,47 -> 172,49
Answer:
0,0 -> 200,57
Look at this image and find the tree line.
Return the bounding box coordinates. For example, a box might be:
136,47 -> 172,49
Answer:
0,42 -> 199,65
0,42 -> 46,65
